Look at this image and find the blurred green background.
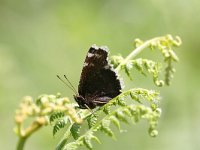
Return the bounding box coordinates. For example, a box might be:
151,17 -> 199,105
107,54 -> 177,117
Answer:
0,0 -> 199,149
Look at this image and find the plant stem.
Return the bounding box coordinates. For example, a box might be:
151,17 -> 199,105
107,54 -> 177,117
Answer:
115,37 -> 162,72
56,124 -> 73,150
17,137 -> 27,150
16,121 -> 43,150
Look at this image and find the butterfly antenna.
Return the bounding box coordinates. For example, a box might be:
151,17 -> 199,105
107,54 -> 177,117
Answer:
57,75 -> 77,95
64,75 -> 78,95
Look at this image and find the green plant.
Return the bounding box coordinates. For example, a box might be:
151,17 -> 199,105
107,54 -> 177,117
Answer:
14,35 -> 181,150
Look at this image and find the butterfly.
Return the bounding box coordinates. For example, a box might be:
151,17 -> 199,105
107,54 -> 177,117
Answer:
58,45 -> 122,109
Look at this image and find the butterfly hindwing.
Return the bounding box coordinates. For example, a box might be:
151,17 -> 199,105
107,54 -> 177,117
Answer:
76,45 -> 122,108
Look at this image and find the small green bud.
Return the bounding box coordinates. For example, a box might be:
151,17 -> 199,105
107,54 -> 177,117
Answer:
149,129 -> 158,137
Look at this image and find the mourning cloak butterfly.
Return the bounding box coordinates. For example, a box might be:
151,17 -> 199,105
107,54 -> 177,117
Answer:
74,45 -> 122,109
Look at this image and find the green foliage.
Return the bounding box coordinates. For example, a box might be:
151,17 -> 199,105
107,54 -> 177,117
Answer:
111,35 -> 181,86
14,94 -> 82,150
50,112 -> 65,123
58,88 -> 161,150
87,113 -> 98,129
70,123 -> 81,140
14,35 -> 181,150
53,118 -> 68,136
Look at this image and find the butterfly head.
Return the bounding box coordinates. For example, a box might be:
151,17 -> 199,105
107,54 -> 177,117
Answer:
74,95 -> 95,109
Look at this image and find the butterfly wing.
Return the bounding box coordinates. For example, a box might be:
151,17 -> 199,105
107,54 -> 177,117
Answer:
78,45 -> 122,108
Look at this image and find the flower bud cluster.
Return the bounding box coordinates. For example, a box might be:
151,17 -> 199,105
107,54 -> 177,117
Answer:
15,94 -> 82,134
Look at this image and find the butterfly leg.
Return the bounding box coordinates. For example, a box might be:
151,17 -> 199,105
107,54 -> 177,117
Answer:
84,104 -> 95,114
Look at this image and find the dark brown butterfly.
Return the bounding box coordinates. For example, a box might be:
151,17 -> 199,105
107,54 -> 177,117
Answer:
58,45 -> 122,109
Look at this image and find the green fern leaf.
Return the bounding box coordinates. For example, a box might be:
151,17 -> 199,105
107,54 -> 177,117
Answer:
115,111 -> 128,124
117,96 -> 126,106
53,118 -> 68,136
109,116 -> 121,130
101,120 -> 115,137
90,135 -> 101,144
103,105 -> 111,114
63,142 -> 78,150
130,91 -> 142,103
87,113 -> 98,128
70,123 -> 81,140
50,112 -> 65,123
83,135 -> 93,150
124,64 -> 133,80
122,108 -> 132,117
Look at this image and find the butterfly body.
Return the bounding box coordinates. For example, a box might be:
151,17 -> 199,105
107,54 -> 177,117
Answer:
74,45 -> 122,109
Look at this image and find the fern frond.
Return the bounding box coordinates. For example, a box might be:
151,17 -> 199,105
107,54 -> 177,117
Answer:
58,88 -> 161,150
103,105 -> 111,114
14,94 -> 83,150
83,132 -> 94,150
50,112 -> 65,123
115,110 -> 129,124
109,116 -> 121,130
87,113 -> 98,129
100,119 -> 115,138
53,118 -> 68,136
111,35 -> 181,86
70,123 -> 81,140
63,142 -> 78,150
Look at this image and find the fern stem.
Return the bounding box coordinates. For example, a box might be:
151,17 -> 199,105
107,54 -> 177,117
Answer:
16,121 -> 43,150
56,123 -> 73,150
115,37 -> 162,72
16,137 -> 27,150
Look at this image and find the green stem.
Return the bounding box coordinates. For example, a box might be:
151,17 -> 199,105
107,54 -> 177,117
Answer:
56,124 -> 73,150
16,121 -> 43,150
115,37 -> 162,72
17,137 -> 27,150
